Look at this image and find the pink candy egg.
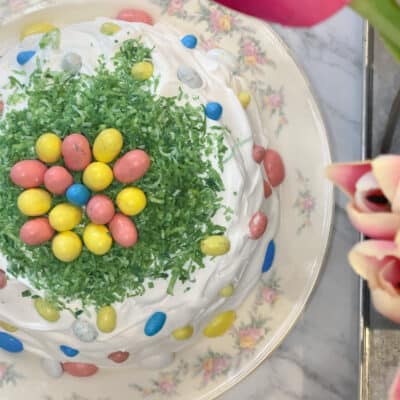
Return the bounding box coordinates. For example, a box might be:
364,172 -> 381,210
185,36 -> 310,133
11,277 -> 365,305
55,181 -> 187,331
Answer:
87,195 -> 115,225
117,9 -> 154,24
10,160 -> 47,188
0,100 -> 4,115
20,217 -> 55,246
252,145 -> 265,164
108,351 -> 130,363
109,214 -> 138,248
249,211 -> 268,239
113,149 -> 151,184
63,362 -> 98,377
44,166 -> 74,195
263,149 -> 285,188
0,269 -> 6,289
264,180 -> 272,199
62,134 -> 92,171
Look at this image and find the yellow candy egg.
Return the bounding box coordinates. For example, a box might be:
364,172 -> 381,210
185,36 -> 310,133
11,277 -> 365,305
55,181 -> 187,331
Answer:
34,298 -> 60,322
131,61 -> 154,81
49,203 -> 82,232
83,223 -> 113,255
172,325 -> 194,341
93,128 -> 123,163
97,305 -> 117,333
18,188 -> 52,216
0,321 -> 18,332
35,133 -> 62,163
21,22 -> 56,40
100,22 -> 121,36
52,231 -> 82,262
219,284 -> 234,297
116,187 -> 147,216
238,92 -> 251,109
203,311 -> 236,338
83,162 -> 113,192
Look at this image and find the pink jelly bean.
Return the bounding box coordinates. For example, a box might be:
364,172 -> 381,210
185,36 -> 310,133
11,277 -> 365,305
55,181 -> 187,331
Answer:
0,269 -> 6,289
252,145 -> 265,164
263,149 -> 285,187
249,211 -> 268,239
63,362 -> 98,377
108,351 -> 130,364
117,9 -> 154,24
264,180 -> 272,199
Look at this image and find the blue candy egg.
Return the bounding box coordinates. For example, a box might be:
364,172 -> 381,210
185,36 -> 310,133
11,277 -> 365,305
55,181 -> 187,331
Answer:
17,50 -> 36,66
60,345 -> 79,357
262,240 -> 276,273
0,332 -> 24,353
66,184 -> 91,206
144,312 -> 167,337
72,320 -> 98,343
181,34 -> 197,49
205,102 -> 223,121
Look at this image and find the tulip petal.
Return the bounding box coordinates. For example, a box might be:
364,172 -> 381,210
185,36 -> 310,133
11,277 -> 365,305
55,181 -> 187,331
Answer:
379,259 -> 400,297
389,369 -> 400,400
371,287 -> 400,324
372,155 -> 400,205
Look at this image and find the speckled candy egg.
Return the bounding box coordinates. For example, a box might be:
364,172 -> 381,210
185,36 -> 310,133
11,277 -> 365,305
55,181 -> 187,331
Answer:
72,320 -> 98,343
177,66 -> 203,89
41,358 -> 63,378
20,217 -> 55,246
62,53 -> 83,74
206,48 -> 238,71
10,160 -> 47,189
44,166 -> 74,195
86,195 -> 115,225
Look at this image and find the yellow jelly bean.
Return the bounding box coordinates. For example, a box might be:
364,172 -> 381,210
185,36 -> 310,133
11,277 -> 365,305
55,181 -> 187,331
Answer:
83,223 -> 113,256
100,22 -> 121,36
34,298 -> 60,322
219,284 -> 234,297
116,187 -> 147,216
172,325 -> 194,341
35,132 -> 62,163
238,92 -> 251,109
49,203 -> 82,232
131,61 -> 154,81
93,128 -> 123,163
200,236 -> 230,256
18,188 -> 52,216
52,231 -> 82,262
203,311 -> 236,338
97,305 -> 117,333
0,321 -> 18,332
83,162 -> 113,192
21,22 -> 56,40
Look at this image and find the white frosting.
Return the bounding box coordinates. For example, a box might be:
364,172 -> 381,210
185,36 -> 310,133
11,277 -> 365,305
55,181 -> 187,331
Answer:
0,19 -> 279,369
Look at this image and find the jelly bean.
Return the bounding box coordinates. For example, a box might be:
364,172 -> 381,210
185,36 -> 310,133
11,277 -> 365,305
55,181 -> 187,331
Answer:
109,213 -> 138,248
262,240 -> 276,273
97,305 -> 117,333
116,9 -> 154,24
0,332 -> 23,353
177,66 -> 203,89
131,61 -> 154,81
113,149 -> 151,184
172,325 -> 193,341
108,351 -> 129,364
62,134 -> 92,171
200,235 -> 230,256
144,312 -> 167,337
86,195 -> 115,225
264,180 -> 272,199
35,133 -> 62,163
0,321 -> 17,332
249,211 -> 268,239
34,298 -> 60,322
116,187 -> 147,216
219,284 -> 234,297
52,231 -> 82,262
83,224 -> 113,256
60,345 -> 79,357
93,128 -> 123,163
63,362 -> 98,377
10,160 -> 47,188
18,188 -> 52,216
206,48 -> 238,71
203,310 -> 236,338
205,102 -> 223,120
61,53 -> 82,74
238,92 -> 251,109
49,203 -> 82,232
72,320 -> 98,343
17,50 -> 36,65
41,358 -> 63,378
44,166 -> 74,195
83,162 -> 113,192
263,149 -> 285,187
0,269 -> 6,289
100,22 -> 121,35
252,145 -> 265,164
21,22 -> 56,40
20,217 -> 55,246
181,34 -> 197,49
66,184 -> 91,206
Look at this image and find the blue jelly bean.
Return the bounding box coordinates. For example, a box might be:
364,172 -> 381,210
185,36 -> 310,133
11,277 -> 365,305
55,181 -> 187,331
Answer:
262,240 -> 276,273
66,184 -> 91,206
181,34 -> 197,49
60,345 -> 79,357
17,50 -> 36,66
0,332 -> 24,353
144,312 -> 167,337
205,102 -> 223,121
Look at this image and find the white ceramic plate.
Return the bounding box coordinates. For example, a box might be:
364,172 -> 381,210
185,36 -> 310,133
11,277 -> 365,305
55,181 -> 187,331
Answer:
0,0 -> 333,398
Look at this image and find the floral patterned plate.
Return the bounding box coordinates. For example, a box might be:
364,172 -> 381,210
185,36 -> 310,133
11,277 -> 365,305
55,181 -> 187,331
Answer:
0,0 -> 333,398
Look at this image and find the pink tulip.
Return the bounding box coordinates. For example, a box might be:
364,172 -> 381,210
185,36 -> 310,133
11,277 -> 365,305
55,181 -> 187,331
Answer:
389,369 -> 400,400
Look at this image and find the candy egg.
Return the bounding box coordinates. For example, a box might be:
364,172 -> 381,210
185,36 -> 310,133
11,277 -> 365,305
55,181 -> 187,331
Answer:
108,351 -> 130,364
72,320 -> 98,343
44,166 -> 74,195
252,145 -> 265,164
60,345 -> 79,357
207,48 -> 238,71
0,269 -> 6,289
20,217 -> 55,246
21,22 -> 56,40
200,235 -> 230,256
263,149 -> 285,187
83,223 -> 113,255
144,312 -> 167,337
18,189 -> 51,216
116,187 -> 147,216
238,92 -> 251,109
113,149 -> 151,184
264,180 -> 272,198
100,22 -> 121,35
262,240 -> 276,273
62,133 -> 92,171
93,128 -> 123,163
97,305 -> 117,333
49,203 -> 82,232
205,102 -> 223,120
131,61 -> 154,81
52,231 -> 82,262
249,211 -> 268,239
109,213 -> 138,248
86,195 -> 115,225
17,50 -> 36,65
116,8 -> 154,24
63,362 -> 98,377
83,162 -> 113,192
34,298 -> 60,322
10,160 -> 47,188
203,311 -> 236,338
0,100 -> 4,115
0,332 -> 24,353
61,53 -> 83,74
66,184 -> 91,206
0,321 -> 17,332
177,66 -> 203,89
41,358 -> 64,378
219,284 -> 234,297
172,325 -> 194,341
181,34 -> 198,49
35,133 -> 62,163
